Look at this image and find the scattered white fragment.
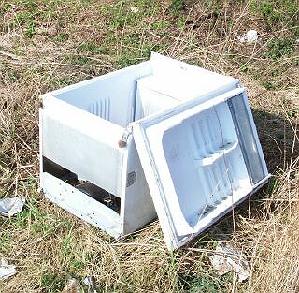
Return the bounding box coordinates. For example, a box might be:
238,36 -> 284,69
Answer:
83,275 -> 93,286
0,258 -> 17,280
246,30 -> 258,42
238,30 -> 258,43
130,6 -> 139,13
209,242 -> 250,282
0,197 -> 25,217
83,275 -> 96,292
62,278 -> 80,293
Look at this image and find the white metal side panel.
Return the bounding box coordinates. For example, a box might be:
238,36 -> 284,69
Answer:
41,172 -> 122,238
49,61 -> 152,127
121,137 -> 156,235
41,100 -> 125,196
135,78 -> 179,120
149,52 -> 239,100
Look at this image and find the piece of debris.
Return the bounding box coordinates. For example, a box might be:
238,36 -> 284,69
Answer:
83,275 -> 97,293
238,30 -> 258,43
0,197 -> 25,217
0,258 -> 17,280
209,242 -> 250,282
130,6 -> 139,13
62,278 -> 80,293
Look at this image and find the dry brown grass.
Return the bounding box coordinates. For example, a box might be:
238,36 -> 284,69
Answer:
0,0 -> 298,292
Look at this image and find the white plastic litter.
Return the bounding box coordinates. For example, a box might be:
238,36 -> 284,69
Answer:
130,6 -> 139,13
83,275 -> 94,286
238,30 -> 258,43
0,258 -> 17,280
83,276 -> 96,293
0,197 -> 25,217
209,242 -> 250,282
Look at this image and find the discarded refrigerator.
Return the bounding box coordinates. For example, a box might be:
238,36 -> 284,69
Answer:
39,53 -> 269,250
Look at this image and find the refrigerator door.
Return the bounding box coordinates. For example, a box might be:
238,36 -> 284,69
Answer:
133,87 -> 269,249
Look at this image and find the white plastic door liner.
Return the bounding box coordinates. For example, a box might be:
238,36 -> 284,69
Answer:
133,87 -> 269,249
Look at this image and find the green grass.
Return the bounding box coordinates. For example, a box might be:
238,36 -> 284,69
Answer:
266,37 -> 296,59
250,0 -> 299,30
185,274 -> 232,293
40,272 -> 65,292
0,231 -> 12,254
53,33 -> 69,43
77,42 -> 103,54
169,0 -> 185,14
